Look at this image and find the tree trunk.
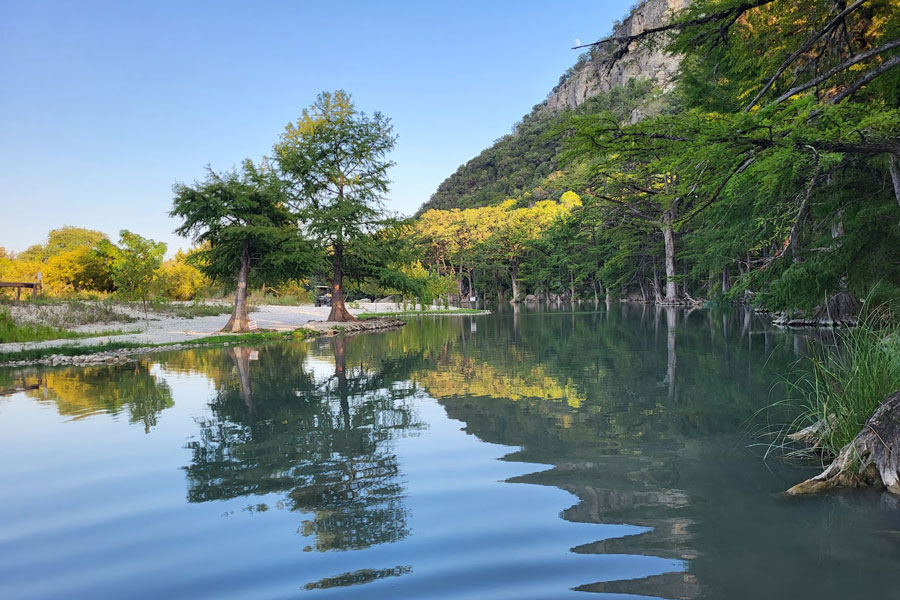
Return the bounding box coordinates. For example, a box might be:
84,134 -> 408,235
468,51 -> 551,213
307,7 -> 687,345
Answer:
327,241 -> 358,322
662,213 -> 678,304
652,265 -> 663,304
509,264 -> 521,303
889,153 -> 900,208
222,242 -> 252,332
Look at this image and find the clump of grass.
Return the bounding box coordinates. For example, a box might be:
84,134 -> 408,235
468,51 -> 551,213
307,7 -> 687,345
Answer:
786,308 -> 900,457
0,308 -> 85,343
145,300 -> 233,319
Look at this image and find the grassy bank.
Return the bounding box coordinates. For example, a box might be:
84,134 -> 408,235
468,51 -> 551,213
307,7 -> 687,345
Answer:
786,317 -> 900,457
0,308 -> 136,343
0,329 -> 319,364
357,308 -> 489,318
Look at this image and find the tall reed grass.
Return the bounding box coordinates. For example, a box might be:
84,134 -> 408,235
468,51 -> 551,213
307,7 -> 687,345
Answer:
787,306 -> 900,457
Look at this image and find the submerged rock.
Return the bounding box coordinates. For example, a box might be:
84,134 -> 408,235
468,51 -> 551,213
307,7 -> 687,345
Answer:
788,390 -> 900,495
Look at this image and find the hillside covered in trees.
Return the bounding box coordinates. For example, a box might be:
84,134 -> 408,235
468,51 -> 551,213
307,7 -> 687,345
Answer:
415,0 -> 900,316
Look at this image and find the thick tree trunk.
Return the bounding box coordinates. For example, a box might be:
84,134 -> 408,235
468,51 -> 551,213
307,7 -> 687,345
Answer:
222,242 -> 251,332
327,242 -> 358,322
662,214 -> 678,304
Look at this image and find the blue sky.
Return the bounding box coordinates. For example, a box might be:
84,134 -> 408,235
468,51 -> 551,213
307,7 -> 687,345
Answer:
1,0 -> 632,254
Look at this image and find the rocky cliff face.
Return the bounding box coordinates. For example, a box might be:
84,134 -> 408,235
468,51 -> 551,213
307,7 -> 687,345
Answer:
419,0 -> 691,213
542,0 -> 690,114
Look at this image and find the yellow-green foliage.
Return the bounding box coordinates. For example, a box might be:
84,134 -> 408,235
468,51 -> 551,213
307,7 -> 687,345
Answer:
3,228 -> 208,301
415,191 -> 580,279
158,251 -> 208,300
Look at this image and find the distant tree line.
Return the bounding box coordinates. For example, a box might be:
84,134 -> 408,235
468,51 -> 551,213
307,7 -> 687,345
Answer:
0,226 -> 204,302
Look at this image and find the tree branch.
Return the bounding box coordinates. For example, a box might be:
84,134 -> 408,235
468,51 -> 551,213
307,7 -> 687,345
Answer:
744,0 -> 869,112
830,54 -> 900,104
769,38 -> 900,107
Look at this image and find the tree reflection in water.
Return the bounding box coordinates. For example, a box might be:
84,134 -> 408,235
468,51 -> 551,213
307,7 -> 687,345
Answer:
0,361 -> 173,432
182,337 -> 423,558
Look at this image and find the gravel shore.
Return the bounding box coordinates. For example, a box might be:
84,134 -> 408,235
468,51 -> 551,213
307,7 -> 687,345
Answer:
0,302 -> 457,356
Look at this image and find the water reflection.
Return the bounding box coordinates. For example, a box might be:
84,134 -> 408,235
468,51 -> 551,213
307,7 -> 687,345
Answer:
2,306 -> 897,599
0,361 -> 172,432
182,338 -> 422,567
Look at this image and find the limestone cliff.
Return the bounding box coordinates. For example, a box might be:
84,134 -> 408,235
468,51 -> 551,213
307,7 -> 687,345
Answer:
542,0 -> 690,113
419,0 -> 690,213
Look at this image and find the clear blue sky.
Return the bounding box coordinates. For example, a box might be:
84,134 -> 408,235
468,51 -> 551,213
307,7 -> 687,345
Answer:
1,0 -> 631,255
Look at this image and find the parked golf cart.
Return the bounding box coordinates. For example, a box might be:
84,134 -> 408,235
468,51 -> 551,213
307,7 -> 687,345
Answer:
314,285 -> 332,307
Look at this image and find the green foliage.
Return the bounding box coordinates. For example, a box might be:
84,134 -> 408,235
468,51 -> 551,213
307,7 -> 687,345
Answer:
171,160 -> 317,287
18,226 -> 108,262
111,230 -> 166,309
416,0 -> 900,310
788,316 -> 900,456
273,91 -> 401,310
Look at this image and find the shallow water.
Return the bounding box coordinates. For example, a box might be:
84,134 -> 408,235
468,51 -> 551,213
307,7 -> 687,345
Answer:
1,305 -> 898,599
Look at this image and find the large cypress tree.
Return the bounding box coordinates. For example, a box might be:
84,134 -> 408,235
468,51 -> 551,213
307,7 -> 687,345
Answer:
171,159 -> 317,332
274,91 -> 397,322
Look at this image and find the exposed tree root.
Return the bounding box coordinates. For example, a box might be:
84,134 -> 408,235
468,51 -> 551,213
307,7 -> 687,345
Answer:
788,390 -> 900,496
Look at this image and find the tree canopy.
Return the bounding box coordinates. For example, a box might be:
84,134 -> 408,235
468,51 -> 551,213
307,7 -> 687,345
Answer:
171,159 -> 317,331
274,90 -> 401,321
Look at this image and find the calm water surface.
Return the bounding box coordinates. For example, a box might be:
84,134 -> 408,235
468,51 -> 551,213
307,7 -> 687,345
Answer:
2,305 -> 899,599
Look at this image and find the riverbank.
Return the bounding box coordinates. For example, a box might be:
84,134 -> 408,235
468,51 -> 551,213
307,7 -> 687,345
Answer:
0,301 -> 479,367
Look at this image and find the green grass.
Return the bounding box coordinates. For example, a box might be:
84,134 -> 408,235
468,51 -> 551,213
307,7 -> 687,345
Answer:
357,308 -> 489,318
146,300 -> 233,319
0,328 -> 320,364
783,312 -> 900,457
0,308 -> 137,343
0,299 -> 137,327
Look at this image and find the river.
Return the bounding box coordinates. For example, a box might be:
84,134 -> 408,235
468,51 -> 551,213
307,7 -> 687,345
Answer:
1,305 -> 898,599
